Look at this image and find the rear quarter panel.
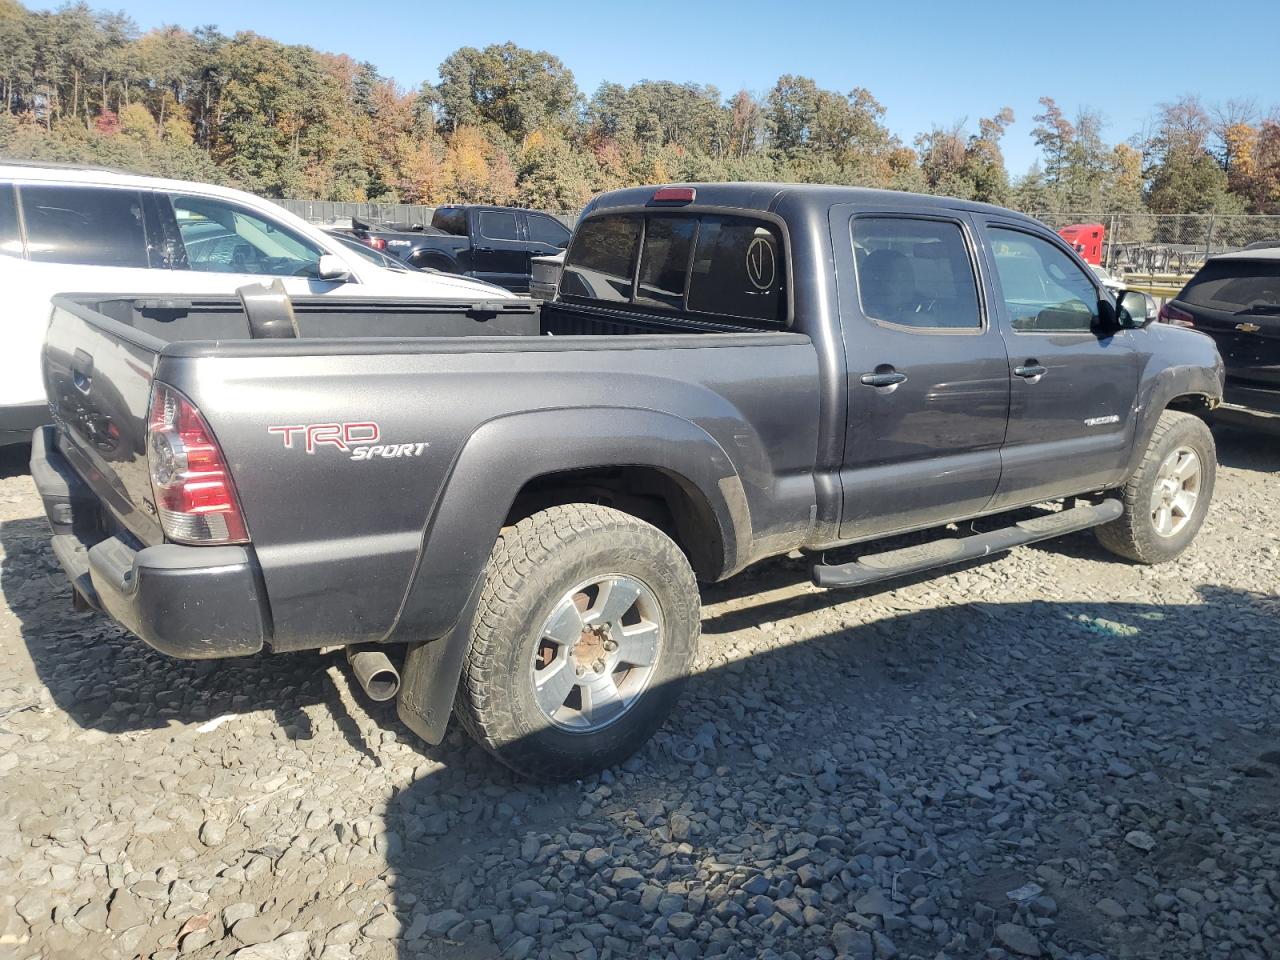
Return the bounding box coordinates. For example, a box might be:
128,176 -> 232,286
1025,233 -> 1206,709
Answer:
159,334 -> 821,651
406,236 -> 471,269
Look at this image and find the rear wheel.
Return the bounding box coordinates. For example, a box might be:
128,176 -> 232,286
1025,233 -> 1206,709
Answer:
455,504 -> 700,780
1096,410 -> 1216,563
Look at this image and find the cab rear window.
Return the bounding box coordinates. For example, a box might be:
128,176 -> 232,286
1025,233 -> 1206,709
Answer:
560,212 -> 787,327
1181,259 -> 1280,313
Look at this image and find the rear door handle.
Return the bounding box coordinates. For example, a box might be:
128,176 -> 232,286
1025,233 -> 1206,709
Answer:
860,371 -> 908,387
1014,363 -> 1047,379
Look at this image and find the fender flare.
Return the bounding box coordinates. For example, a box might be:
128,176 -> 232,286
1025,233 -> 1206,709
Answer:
392,406 -> 752,744
411,248 -> 461,272
1121,362 -> 1223,480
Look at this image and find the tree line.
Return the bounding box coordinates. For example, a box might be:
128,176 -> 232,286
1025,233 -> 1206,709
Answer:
1,0 -> 1278,216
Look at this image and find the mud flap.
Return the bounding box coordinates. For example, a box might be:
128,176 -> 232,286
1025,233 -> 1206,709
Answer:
396,577 -> 485,744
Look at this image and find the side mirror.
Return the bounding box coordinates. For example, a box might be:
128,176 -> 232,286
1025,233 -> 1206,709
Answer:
1117,290 -> 1157,329
316,254 -> 352,282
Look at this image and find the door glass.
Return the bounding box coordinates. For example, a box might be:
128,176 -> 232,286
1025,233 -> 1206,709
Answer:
170,194 -> 322,277
852,218 -> 980,329
478,211 -> 519,242
528,214 -> 570,247
21,185 -> 151,267
0,184 -> 20,258
990,228 -> 1099,333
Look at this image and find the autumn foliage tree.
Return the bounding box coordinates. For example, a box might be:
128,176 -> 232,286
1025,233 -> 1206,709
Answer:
0,1 -> 1275,217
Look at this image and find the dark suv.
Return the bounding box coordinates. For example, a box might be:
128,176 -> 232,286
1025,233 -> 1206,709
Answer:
1160,249 -> 1280,420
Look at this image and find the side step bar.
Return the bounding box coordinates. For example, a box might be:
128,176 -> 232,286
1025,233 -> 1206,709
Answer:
811,499 -> 1123,589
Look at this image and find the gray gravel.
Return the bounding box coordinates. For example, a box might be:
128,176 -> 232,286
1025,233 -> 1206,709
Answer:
1,427 -> 1278,960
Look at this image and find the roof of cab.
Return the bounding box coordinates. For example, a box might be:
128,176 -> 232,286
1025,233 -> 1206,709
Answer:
1212,246 -> 1280,262
587,182 -> 1046,228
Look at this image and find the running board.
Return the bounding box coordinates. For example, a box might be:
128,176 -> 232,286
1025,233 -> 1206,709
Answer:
811,499 -> 1123,589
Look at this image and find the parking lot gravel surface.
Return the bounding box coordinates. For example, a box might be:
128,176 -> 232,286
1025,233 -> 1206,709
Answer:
1,427 -> 1278,960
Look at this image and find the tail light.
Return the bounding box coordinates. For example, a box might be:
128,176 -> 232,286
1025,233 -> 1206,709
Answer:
1158,303 -> 1195,327
367,237 -> 387,251
147,383 -> 249,544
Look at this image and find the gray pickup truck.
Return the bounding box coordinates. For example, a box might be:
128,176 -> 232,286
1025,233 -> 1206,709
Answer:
33,183 -> 1224,779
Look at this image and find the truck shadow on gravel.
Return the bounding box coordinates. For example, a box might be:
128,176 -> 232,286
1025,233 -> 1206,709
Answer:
1211,423 -> 1280,473
0,442 -> 31,479
371,582 -> 1279,960
4,508 -> 1279,958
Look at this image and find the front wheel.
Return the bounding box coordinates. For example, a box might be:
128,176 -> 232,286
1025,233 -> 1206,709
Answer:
1095,410 -> 1216,563
455,504 -> 700,780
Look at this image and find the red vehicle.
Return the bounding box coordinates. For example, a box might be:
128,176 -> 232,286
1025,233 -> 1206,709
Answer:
1058,223 -> 1105,265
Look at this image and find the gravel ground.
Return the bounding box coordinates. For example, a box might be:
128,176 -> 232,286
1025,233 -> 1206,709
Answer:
1,427 -> 1278,960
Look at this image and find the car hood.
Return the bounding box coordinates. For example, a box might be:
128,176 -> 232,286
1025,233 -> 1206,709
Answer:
357,265 -> 516,300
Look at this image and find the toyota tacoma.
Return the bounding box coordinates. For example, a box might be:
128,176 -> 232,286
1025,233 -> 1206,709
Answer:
33,183 -> 1224,779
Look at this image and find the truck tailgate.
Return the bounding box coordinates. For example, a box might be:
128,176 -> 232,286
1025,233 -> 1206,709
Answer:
42,297 -> 167,546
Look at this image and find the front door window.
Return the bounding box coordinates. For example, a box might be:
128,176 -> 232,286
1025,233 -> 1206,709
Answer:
169,194 -> 322,278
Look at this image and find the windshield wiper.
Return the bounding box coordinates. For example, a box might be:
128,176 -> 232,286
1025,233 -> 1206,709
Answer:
1234,302 -> 1280,316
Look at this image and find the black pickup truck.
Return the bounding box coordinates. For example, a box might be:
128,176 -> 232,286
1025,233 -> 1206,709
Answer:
33,183 -> 1223,779
347,204 -> 572,291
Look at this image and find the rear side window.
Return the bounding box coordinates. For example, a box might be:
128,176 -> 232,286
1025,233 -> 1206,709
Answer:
20,185 -> 151,268
528,213 -> 570,247
1180,259 -> 1280,314
561,212 -> 787,326
0,184 -> 20,257
478,211 -> 518,242
431,208 -> 467,235
852,217 -> 980,329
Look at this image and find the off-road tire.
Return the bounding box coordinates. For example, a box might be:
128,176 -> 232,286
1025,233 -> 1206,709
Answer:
455,504 -> 700,781
1095,410 -> 1216,563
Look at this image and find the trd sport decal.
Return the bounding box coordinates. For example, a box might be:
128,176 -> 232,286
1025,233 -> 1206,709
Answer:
267,422 -> 429,461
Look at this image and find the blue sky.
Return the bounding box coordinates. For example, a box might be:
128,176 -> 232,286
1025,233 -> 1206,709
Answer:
28,0 -> 1280,175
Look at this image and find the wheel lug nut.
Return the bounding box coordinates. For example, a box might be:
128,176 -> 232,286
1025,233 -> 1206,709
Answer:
604,640 -> 617,652
594,660 -> 605,673
575,665 -> 586,677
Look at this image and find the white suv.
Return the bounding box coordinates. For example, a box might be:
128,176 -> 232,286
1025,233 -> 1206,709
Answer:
0,162 -> 513,445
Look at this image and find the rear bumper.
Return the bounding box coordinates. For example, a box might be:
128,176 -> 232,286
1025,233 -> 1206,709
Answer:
31,426 -> 268,659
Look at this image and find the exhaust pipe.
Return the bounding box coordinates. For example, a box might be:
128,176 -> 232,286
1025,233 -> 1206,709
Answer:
346,647 -> 400,702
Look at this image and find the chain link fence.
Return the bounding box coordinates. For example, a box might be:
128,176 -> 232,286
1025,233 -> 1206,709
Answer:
1030,212 -> 1280,276
273,199 -> 578,229
273,199 -> 438,227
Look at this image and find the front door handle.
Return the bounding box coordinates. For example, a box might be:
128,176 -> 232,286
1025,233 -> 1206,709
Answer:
860,371 -> 908,388
1014,363 -> 1047,379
